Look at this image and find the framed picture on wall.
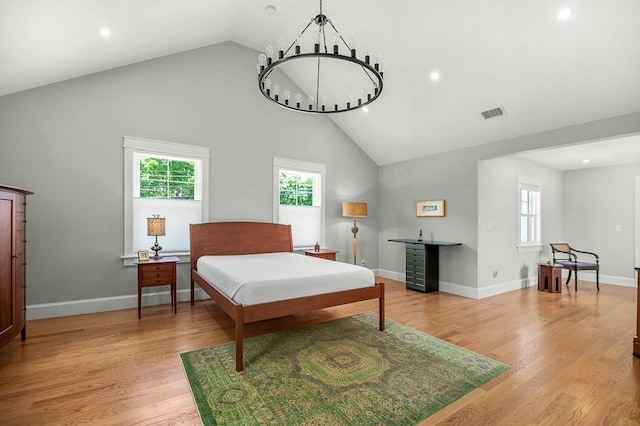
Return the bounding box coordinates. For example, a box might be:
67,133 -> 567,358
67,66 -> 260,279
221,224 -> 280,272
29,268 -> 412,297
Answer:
416,200 -> 446,217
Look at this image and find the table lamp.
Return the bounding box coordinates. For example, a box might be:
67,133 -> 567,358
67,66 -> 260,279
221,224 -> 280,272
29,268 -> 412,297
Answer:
147,214 -> 165,260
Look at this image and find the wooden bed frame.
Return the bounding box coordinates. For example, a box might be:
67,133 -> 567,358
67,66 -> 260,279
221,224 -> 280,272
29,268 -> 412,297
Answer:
189,221 -> 385,372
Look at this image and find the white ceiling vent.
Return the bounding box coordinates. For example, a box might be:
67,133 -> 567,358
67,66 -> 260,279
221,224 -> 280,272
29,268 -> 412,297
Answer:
481,106 -> 506,120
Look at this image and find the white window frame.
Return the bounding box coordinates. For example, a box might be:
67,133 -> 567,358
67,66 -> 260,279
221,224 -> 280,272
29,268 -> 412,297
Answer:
273,157 -> 326,249
122,136 -> 210,265
517,175 -> 542,253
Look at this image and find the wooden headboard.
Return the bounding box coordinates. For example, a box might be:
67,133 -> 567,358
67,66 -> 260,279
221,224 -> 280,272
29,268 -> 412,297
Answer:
189,221 -> 293,271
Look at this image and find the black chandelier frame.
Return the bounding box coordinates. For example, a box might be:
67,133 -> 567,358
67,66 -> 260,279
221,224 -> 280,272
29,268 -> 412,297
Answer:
257,1 -> 384,114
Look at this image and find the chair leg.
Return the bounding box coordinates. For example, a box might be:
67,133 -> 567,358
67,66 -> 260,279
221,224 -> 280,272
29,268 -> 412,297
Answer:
575,270 -> 578,291
565,270 -> 572,286
596,270 -> 600,291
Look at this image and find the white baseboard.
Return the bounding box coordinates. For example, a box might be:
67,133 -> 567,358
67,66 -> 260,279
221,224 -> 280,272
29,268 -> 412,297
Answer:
26,288 -> 211,320
376,269 -> 636,300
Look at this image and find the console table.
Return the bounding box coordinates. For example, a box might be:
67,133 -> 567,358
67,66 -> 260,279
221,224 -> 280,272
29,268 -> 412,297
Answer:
388,239 -> 462,292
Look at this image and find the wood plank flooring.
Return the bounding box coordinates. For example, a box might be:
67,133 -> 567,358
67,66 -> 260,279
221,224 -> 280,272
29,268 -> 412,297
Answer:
1,278 -> 639,425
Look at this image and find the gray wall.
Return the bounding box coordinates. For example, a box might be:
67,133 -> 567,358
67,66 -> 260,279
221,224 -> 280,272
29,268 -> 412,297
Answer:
563,162 -> 640,283
377,113 -> 640,297
477,156 -> 563,296
0,42 -> 379,311
378,149 -> 478,289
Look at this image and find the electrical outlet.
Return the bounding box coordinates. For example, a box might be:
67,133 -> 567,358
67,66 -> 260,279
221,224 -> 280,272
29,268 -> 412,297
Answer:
492,270 -> 498,278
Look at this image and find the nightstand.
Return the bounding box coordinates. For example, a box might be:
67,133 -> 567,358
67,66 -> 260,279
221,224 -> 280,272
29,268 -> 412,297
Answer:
137,256 -> 179,318
303,249 -> 338,261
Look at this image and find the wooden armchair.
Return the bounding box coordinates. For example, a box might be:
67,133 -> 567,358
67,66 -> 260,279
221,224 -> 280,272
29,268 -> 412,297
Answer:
549,243 -> 599,291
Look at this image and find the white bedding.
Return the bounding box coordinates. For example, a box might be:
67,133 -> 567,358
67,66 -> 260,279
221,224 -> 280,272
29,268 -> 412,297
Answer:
196,252 -> 375,305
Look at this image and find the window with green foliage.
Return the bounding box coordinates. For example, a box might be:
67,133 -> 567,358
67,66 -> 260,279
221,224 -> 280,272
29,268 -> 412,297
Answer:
139,157 -> 195,199
279,171 -> 314,206
273,158 -> 325,248
123,136 -> 210,264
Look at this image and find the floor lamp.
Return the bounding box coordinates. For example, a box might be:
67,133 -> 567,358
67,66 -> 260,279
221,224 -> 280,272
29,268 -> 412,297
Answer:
342,202 -> 367,265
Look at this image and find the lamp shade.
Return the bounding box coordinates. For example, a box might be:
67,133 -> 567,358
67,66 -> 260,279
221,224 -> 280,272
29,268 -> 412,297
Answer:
147,216 -> 166,237
342,202 -> 367,217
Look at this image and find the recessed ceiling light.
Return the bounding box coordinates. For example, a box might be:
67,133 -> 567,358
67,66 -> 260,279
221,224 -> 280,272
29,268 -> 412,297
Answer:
430,71 -> 440,81
582,159 -> 591,164
558,8 -> 572,20
100,27 -> 111,37
265,5 -> 277,16
363,106 -> 369,113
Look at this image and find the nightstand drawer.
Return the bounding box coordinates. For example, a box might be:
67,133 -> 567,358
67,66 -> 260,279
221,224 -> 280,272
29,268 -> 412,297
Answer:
139,266 -> 174,284
139,261 -> 175,282
139,271 -> 174,285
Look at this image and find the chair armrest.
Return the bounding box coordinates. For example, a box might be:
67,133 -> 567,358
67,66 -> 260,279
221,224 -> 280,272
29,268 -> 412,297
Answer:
571,248 -> 599,262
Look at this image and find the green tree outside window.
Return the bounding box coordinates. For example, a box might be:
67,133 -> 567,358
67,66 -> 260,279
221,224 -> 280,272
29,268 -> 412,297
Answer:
279,171 -> 313,206
140,157 -> 195,199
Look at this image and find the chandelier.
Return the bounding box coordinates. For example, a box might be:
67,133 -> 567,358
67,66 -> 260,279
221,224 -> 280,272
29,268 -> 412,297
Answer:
257,0 -> 384,114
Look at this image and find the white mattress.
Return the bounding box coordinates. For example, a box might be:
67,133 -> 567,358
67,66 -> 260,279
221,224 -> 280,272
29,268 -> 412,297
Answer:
196,252 -> 375,305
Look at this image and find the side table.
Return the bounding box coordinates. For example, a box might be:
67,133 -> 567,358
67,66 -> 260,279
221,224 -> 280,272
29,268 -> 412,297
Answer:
303,249 -> 338,261
538,263 -> 562,293
137,256 -> 179,318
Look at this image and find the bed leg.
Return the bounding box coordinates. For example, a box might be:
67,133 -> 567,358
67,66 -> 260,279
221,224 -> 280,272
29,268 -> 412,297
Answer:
190,276 -> 195,305
379,282 -> 385,331
235,308 -> 245,372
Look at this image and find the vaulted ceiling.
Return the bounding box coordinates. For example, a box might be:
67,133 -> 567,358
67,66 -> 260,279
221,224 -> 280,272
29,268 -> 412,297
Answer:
1,0 -> 639,166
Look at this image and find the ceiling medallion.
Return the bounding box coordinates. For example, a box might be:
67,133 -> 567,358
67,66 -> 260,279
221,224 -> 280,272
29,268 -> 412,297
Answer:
257,0 -> 384,114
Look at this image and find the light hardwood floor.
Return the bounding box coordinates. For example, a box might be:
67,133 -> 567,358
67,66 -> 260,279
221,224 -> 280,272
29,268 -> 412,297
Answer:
1,278 -> 638,425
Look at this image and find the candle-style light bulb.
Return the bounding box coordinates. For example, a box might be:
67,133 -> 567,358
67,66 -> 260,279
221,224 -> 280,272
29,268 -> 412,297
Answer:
308,95 -> 314,111
334,96 -> 340,112
332,33 -> 339,54
284,90 -> 290,105
363,43 -> 370,64
349,37 -> 356,57
295,93 -> 302,109
265,45 -> 273,65
273,85 -> 280,101
295,37 -> 301,55
278,39 -> 285,59
313,31 -> 320,53
321,96 -> 327,112
264,79 -> 272,96
258,53 -> 266,73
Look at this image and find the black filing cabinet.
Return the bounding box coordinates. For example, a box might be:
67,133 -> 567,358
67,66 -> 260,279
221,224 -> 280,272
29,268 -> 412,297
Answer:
389,238 -> 462,294
405,243 -> 439,293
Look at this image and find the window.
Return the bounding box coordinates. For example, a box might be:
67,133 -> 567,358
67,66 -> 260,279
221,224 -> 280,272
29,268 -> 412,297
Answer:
123,136 -> 209,264
517,176 -> 541,252
273,157 -> 325,248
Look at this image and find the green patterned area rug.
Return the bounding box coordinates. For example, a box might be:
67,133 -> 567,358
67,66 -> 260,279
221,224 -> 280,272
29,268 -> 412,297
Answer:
180,312 -> 508,425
